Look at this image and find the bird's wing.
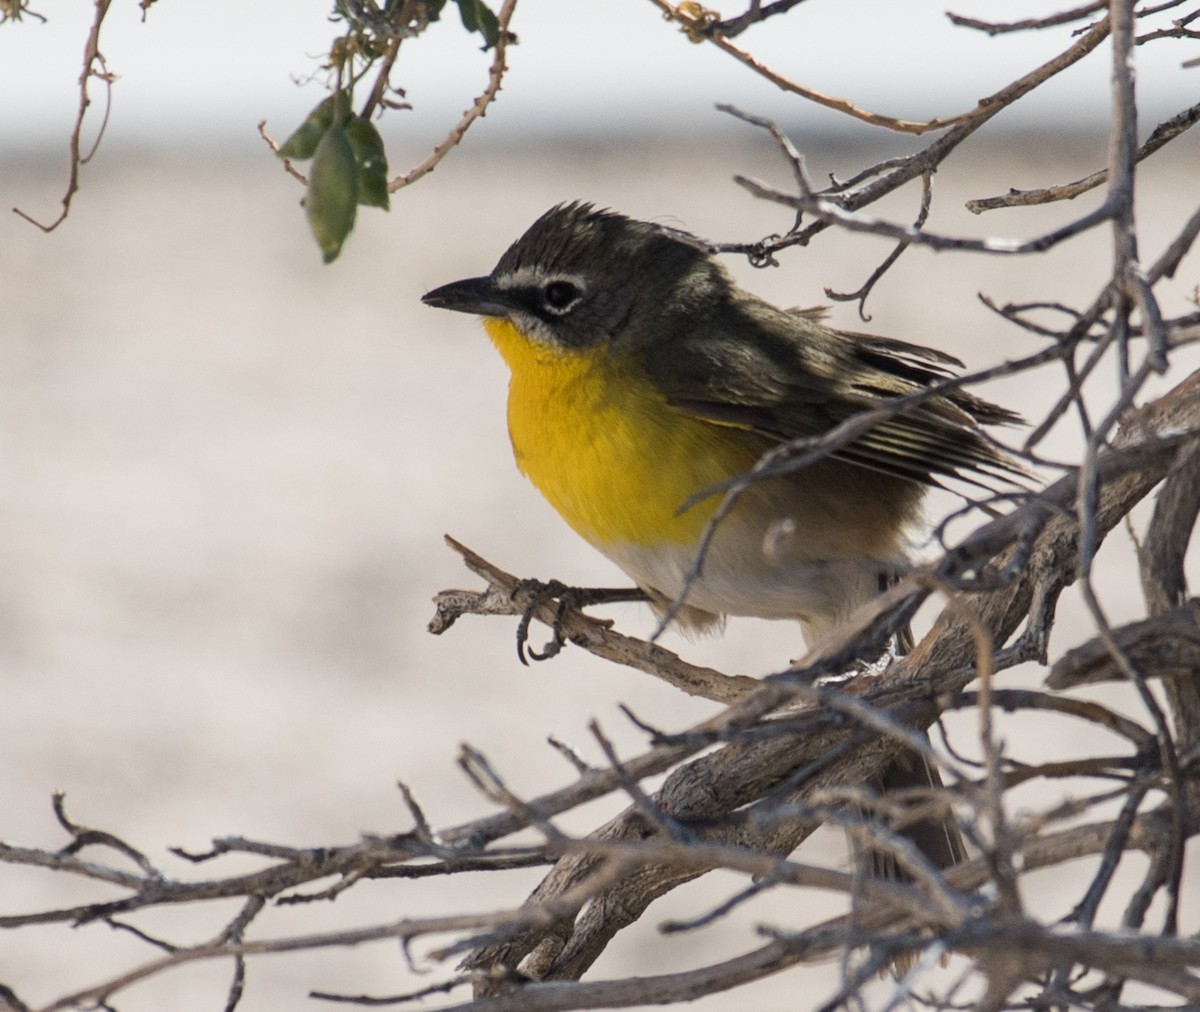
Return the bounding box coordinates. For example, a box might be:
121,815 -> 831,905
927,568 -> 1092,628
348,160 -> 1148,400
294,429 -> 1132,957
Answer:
640,300 -> 1024,490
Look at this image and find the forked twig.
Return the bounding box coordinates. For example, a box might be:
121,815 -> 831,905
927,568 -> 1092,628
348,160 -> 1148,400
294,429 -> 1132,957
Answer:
12,0 -> 115,231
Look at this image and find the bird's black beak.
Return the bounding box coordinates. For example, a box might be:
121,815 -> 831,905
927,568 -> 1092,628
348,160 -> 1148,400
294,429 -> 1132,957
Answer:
421,276 -> 512,317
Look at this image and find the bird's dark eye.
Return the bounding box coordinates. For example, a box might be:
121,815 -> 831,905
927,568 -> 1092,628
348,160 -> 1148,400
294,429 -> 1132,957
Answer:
542,280 -> 581,313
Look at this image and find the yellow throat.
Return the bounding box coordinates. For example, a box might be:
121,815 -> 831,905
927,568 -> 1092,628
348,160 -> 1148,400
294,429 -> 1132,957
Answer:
483,317 -> 762,551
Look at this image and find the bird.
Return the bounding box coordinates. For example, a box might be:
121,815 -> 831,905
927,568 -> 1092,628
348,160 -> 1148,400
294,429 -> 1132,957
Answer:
422,200 -> 1023,879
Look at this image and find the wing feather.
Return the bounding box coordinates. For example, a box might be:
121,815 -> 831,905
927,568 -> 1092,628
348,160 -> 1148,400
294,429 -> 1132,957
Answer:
640,295 -> 1025,490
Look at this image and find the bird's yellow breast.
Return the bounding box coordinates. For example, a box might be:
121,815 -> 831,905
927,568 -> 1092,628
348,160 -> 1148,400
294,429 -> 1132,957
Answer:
483,317 -> 761,550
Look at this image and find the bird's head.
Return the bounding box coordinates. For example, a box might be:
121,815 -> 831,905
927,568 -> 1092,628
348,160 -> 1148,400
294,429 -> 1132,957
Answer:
422,201 -> 730,354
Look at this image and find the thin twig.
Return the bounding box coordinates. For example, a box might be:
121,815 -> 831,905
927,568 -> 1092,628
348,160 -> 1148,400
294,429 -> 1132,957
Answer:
967,101 -> 1200,212
390,0 -> 518,190
654,0 -> 963,134
12,0 -> 115,230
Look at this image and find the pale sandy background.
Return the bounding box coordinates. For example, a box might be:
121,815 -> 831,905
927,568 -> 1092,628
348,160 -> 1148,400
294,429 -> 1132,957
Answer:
2,9 -> 1200,1009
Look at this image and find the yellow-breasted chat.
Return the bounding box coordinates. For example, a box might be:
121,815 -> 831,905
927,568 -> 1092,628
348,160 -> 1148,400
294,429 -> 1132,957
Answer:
423,201 -> 1019,646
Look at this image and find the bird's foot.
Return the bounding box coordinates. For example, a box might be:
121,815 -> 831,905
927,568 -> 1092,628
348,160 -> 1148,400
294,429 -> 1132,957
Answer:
509,580 -> 647,665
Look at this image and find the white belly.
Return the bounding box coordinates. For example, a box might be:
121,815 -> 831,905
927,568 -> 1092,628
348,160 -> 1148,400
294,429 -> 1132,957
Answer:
600,530 -> 905,647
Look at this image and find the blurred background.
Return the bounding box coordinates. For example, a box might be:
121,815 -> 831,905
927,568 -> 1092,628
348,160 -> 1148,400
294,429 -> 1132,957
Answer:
2,2 -> 1198,1009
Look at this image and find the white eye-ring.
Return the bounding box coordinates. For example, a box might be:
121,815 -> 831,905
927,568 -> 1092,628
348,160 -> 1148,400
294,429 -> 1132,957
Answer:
541,278 -> 583,314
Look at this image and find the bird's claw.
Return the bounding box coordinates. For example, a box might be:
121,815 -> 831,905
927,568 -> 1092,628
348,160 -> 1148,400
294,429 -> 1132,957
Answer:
512,578 -> 572,665
510,581 -> 648,665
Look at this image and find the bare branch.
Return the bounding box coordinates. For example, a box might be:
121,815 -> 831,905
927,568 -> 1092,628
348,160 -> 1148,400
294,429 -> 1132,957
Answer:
967,100 -> 1200,212
947,3 -> 1106,35
654,0 -> 963,135
430,536 -> 759,704
12,0 -> 115,230
389,0 -> 518,191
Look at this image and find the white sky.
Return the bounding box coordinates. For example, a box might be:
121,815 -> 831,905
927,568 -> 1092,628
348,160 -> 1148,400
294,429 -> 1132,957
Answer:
2,0 -> 1196,153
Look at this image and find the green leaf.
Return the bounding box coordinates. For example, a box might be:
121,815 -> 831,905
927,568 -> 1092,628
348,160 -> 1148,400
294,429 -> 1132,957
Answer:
277,91 -> 352,161
424,0 -> 449,20
453,0 -> 500,49
345,116 -> 390,210
305,122 -> 358,263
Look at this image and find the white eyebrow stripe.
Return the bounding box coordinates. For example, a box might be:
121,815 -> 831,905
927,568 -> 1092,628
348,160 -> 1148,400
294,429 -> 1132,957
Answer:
494,268 -> 588,295
493,267 -> 546,290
